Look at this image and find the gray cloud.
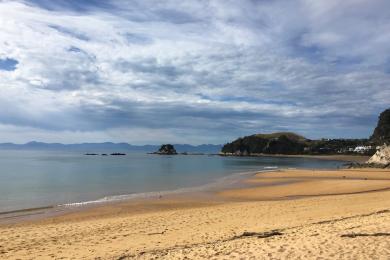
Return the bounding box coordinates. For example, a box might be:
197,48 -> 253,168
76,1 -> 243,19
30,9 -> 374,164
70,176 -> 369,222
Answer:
0,0 -> 389,144
49,25 -> 90,41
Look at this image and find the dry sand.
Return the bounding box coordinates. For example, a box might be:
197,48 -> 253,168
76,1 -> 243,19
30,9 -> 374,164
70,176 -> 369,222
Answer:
1,168 -> 390,259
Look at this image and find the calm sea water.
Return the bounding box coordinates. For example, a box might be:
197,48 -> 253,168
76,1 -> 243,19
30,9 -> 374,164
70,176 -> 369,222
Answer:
0,150 -> 344,212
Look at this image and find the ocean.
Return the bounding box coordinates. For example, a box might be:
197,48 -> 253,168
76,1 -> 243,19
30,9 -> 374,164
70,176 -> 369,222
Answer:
0,150 -> 344,213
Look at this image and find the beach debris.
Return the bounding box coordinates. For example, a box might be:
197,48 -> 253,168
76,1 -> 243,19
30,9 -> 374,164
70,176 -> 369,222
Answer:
315,209 -> 390,225
147,230 -> 166,235
341,232 -> 390,238
234,230 -> 283,239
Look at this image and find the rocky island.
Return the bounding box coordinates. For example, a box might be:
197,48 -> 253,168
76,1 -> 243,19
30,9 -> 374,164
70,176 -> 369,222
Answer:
151,144 -> 178,155
110,153 -> 126,156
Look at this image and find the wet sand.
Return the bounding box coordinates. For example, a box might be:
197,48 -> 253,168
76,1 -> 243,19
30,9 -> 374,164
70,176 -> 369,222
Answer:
224,154 -> 370,163
219,169 -> 390,200
1,168 -> 390,259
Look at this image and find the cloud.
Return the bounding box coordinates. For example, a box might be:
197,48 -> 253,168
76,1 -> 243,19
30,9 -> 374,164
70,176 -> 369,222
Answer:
48,25 -> 90,41
0,0 -> 389,144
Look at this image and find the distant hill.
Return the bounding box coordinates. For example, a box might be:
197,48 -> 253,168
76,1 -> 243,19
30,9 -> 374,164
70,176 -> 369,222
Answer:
221,132 -> 310,155
0,142 -> 222,153
221,132 -> 372,156
371,108 -> 390,145
252,132 -> 308,142
221,108 -> 390,156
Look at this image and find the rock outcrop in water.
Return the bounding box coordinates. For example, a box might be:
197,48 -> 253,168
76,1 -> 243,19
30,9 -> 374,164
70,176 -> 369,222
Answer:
153,144 -> 178,155
371,108 -> 390,145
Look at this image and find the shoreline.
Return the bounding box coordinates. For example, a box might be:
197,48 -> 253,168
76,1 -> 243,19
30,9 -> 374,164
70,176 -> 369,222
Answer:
0,155 -> 365,225
0,169 -> 262,225
1,167 -> 388,222
0,161 -> 351,225
219,153 -> 370,163
1,167 -> 389,259
0,153 -> 362,220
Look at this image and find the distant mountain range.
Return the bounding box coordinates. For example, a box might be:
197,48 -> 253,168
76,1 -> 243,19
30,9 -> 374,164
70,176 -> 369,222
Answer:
0,141 -> 223,153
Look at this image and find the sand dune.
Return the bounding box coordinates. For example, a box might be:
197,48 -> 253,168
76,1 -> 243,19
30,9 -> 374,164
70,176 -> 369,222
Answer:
0,169 -> 389,259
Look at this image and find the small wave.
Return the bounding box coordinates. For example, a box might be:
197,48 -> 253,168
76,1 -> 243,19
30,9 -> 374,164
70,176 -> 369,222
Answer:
264,166 -> 278,169
59,169 -> 273,208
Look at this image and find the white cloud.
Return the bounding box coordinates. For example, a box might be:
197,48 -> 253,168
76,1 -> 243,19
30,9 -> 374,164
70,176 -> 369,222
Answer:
0,0 -> 389,144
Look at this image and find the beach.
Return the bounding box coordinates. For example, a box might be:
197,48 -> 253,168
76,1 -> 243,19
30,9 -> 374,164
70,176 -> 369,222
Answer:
1,0 -> 389,258
0,167 -> 389,259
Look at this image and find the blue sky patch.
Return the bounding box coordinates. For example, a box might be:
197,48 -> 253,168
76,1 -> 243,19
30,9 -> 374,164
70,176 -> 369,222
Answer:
0,0 -> 389,144
0,58 -> 18,71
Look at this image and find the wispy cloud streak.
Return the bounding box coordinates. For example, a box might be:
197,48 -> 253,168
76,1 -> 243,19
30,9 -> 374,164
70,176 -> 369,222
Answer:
0,0 -> 389,144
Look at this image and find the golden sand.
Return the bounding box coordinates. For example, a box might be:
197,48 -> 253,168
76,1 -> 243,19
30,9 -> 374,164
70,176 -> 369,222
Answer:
1,169 -> 390,259
219,169 -> 390,200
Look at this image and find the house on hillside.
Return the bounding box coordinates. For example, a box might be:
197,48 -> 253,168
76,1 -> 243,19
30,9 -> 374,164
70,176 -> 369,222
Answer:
353,146 -> 372,153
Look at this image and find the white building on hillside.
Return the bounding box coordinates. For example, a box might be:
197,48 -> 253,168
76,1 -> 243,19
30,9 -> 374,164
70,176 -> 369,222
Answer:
353,146 -> 372,153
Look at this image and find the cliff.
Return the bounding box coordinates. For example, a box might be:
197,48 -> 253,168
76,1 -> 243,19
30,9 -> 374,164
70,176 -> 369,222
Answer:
370,108 -> 390,145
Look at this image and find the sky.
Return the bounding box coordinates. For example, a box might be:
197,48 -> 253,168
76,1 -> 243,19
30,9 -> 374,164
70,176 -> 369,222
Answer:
0,0 -> 389,145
